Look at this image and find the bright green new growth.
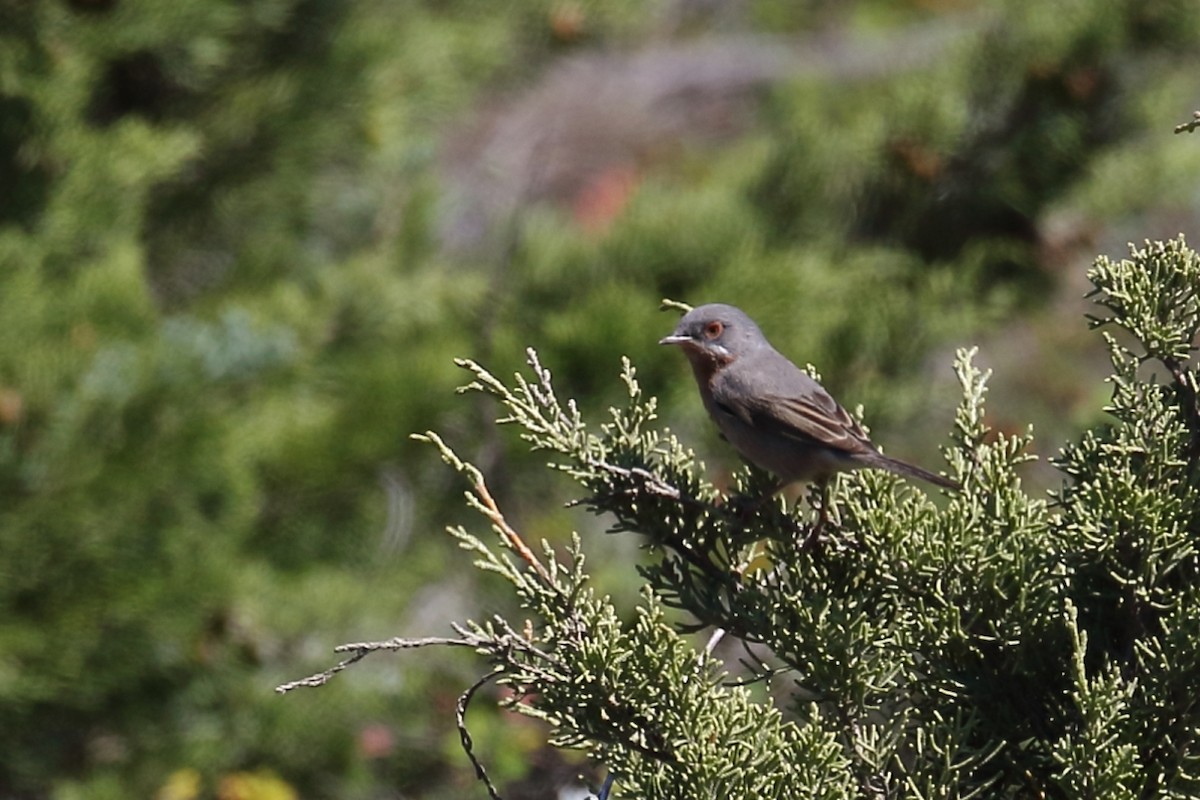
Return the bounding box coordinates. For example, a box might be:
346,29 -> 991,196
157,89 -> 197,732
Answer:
286,236 -> 1200,799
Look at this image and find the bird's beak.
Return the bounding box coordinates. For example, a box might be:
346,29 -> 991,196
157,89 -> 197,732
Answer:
658,334 -> 693,346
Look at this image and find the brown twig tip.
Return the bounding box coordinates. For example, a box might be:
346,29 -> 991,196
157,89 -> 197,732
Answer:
472,475 -> 555,586
412,428 -> 555,587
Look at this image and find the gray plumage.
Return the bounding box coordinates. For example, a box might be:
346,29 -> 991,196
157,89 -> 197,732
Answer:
660,303 -> 959,490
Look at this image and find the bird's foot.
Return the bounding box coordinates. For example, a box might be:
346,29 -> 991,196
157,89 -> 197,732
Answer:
798,508 -> 827,552
724,491 -> 772,523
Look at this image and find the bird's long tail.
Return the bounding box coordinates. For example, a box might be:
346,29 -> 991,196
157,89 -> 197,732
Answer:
873,453 -> 961,491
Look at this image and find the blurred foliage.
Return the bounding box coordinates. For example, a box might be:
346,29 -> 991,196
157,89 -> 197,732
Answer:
1,0 -> 1199,796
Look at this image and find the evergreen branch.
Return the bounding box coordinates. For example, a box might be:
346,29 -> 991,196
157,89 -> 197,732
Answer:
458,350 -> 760,606
470,616 -> 569,674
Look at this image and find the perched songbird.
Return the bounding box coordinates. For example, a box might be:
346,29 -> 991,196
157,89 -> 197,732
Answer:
660,303 -> 959,491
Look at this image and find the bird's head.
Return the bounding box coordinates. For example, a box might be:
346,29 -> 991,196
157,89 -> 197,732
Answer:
659,303 -> 766,365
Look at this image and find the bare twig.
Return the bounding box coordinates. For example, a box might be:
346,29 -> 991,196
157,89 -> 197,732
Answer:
275,635 -> 485,694
274,648 -> 373,693
335,635 -> 485,653
703,628 -> 727,657
458,669 -> 506,800
1174,110 -> 1200,134
728,638 -> 781,688
276,618 -> 568,696
581,458 -> 683,499
660,298 -> 693,315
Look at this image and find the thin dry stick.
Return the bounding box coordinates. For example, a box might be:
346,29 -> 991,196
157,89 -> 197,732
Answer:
458,669 -> 505,800
1174,110 -> 1200,134
275,636 -> 483,694
275,649 -> 372,693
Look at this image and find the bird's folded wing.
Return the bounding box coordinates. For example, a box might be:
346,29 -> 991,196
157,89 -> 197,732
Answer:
723,389 -> 877,457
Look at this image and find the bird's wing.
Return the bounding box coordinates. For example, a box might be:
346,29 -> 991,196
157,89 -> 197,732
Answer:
713,370 -> 877,458
758,391 -> 877,456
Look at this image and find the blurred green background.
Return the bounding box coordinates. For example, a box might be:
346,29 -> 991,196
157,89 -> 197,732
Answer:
2,0 -> 1199,797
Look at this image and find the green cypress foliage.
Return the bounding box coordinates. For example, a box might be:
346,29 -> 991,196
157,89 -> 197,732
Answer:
301,237 -> 1200,797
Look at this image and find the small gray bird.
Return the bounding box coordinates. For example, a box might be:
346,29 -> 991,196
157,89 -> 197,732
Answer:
660,303 -> 959,491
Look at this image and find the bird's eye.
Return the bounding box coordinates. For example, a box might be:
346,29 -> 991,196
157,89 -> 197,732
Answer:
703,321 -> 724,340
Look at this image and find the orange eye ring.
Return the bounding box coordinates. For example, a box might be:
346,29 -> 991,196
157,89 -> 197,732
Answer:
703,321 -> 724,340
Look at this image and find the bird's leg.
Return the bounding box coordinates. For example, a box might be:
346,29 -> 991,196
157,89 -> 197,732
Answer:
726,475 -> 784,523
800,479 -> 830,551
726,493 -> 763,522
